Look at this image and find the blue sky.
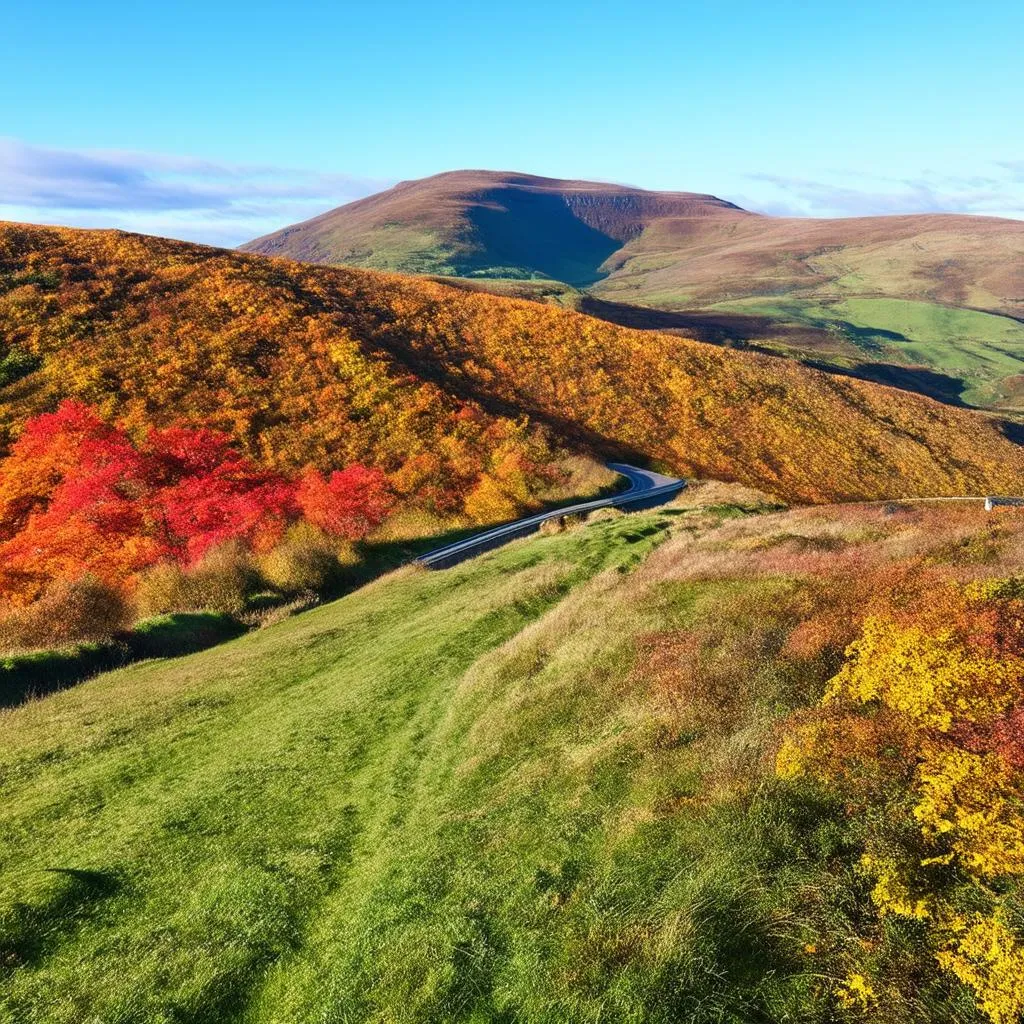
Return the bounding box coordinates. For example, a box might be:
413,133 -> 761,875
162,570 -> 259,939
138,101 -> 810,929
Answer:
3,0 -> 1022,245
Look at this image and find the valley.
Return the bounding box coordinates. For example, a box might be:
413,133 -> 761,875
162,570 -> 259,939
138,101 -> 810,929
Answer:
8,3 -> 1024,1020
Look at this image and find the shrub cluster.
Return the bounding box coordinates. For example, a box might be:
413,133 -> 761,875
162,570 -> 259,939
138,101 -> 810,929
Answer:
778,580 -> 1024,1023
0,576 -> 131,652
0,402 -> 394,650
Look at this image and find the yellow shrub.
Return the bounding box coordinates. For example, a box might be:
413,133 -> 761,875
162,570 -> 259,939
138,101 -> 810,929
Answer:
259,523 -> 352,595
858,854 -> 930,920
914,748 -> 1024,877
777,591 -> 1024,1024
135,544 -> 258,616
836,972 -> 876,1010
937,914 -> 1024,1024
135,563 -> 188,618
826,617 -> 1018,732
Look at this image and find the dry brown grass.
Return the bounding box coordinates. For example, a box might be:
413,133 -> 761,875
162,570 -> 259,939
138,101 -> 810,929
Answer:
673,479 -> 784,511
0,576 -> 131,654
538,455 -> 620,504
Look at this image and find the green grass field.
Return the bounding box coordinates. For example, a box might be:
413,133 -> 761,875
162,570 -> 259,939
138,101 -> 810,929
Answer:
3,491 -> 1009,1023
710,296 -> 1024,409
0,501 -> 820,1024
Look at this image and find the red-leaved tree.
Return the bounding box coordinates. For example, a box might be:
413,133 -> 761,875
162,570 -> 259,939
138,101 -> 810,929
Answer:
145,426 -> 297,564
0,401 -> 396,607
297,465 -> 394,540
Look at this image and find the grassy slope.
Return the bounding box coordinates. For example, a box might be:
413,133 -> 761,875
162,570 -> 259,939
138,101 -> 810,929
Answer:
4,489 -> 1017,1023
1,511 -> 701,1023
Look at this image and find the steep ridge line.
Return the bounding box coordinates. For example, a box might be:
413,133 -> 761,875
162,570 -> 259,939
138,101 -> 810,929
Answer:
416,464 -> 685,569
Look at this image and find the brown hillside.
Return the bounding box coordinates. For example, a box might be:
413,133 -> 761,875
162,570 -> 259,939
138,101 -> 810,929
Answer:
242,170 -> 742,286
242,169 -> 1024,318
597,208 -> 1024,315
3,221 -> 1023,505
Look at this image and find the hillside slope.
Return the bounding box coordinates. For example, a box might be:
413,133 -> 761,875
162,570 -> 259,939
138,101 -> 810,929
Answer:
241,170 -> 741,286
4,491 -> 1024,1021
243,171 -> 1024,410
3,221 -> 1024,505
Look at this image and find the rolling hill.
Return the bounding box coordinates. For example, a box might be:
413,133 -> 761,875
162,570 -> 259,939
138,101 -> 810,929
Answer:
243,171 -> 1024,411
242,170 -> 742,287
4,221 -> 1024,508
4,486 -> 1024,1022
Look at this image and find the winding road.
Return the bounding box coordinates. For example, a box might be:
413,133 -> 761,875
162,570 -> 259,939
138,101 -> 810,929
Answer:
416,463 -> 686,570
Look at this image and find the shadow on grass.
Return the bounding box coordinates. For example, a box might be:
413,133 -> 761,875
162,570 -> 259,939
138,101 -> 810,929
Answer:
807,359 -> 969,407
999,419 -> 1024,446
1,867 -> 123,968
0,612 -> 246,709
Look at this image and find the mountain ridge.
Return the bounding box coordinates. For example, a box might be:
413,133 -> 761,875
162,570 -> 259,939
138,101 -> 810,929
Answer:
4,220 -> 1024,508
241,170 -> 1024,411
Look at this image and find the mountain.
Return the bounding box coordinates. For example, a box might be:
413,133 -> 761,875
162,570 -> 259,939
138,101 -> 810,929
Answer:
243,171 -> 1024,411
241,170 -> 742,287
3,220 -> 1024,508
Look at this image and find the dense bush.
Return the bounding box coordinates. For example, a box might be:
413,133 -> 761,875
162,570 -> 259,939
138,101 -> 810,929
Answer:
135,543 -> 260,616
778,581 -> 1024,1022
259,523 -> 351,596
0,402 -> 393,612
0,576 -> 131,653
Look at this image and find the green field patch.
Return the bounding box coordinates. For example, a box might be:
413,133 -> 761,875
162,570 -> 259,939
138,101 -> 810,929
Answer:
711,296 -> 1024,408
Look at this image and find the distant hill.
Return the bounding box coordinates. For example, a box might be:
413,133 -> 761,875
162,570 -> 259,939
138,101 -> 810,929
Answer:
4,221 -> 1024,505
241,170 -> 742,287
243,171 -> 1024,411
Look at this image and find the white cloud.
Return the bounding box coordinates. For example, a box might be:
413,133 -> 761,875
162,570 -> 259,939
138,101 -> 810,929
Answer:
0,138 -> 392,246
741,166 -> 1024,220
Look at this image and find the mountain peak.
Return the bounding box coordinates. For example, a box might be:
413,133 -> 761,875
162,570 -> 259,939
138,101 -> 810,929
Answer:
241,170 -> 747,285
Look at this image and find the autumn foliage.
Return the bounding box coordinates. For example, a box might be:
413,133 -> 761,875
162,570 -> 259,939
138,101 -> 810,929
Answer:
2,222 -> 1023,509
0,224 -> 565,522
0,401 -> 393,610
613,494 -> 1024,1020
779,581 -> 1024,1023
297,466 -> 395,541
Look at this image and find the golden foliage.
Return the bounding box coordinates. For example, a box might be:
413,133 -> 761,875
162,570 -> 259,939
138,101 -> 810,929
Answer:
2,222 -> 1023,507
778,583 -> 1024,1021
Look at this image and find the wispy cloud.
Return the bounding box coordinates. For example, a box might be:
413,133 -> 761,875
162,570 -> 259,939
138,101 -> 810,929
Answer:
741,166 -> 1024,220
0,138 -> 392,247
1000,160 -> 1024,182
